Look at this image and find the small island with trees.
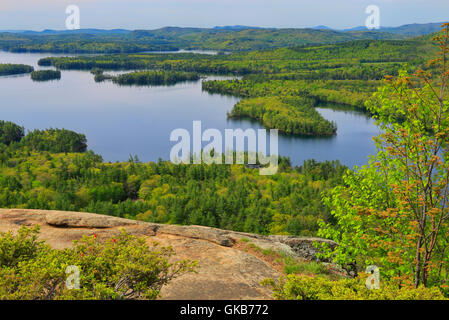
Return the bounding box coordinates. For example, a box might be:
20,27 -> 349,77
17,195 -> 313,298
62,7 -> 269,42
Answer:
30,70 -> 61,81
0,63 -> 34,76
93,69 -> 201,86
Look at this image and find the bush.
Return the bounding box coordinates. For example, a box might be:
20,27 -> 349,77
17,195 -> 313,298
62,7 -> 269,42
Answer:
0,226 -> 198,300
262,274 -> 447,300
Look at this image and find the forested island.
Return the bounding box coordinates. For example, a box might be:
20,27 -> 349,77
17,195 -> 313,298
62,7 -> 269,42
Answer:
0,63 -> 33,76
30,70 -> 61,81
93,69 -> 200,86
229,96 -> 337,136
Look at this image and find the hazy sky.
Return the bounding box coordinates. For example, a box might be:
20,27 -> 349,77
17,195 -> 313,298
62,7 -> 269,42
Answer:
0,0 -> 447,30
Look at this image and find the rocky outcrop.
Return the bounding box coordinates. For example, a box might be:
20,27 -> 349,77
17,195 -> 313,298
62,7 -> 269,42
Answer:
0,208 -> 337,300
45,210 -> 141,228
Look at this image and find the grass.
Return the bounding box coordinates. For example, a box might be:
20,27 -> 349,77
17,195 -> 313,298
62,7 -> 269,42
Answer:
236,238 -> 332,277
283,257 -> 330,275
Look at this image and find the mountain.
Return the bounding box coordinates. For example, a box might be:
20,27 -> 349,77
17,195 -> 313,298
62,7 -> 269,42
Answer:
0,22 -> 444,54
312,25 -> 333,30
344,26 -> 374,31
213,25 -> 263,30
380,22 -> 447,36
1,22 -> 445,38
343,22 -> 446,36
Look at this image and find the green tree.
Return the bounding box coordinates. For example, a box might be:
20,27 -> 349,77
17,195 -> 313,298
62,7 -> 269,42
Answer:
318,24 -> 449,288
0,120 -> 24,146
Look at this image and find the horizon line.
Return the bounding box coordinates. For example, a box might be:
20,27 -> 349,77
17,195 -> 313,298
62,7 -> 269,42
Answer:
1,21 -> 447,33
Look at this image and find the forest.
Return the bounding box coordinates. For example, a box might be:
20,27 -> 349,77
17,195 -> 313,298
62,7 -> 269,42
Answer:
0,63 -> 34,76
229,96 -> 336,136
0,27 -> 410,54
38,39 -> 432,75
94,70 -> 201,86
30,70 -> 61,81
0,121 -> 346,237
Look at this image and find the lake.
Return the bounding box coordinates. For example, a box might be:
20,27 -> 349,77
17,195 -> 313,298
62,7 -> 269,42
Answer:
0,51 -> 379,168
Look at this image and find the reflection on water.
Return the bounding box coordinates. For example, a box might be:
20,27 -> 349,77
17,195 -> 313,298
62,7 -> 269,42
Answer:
0,51 -> 379,168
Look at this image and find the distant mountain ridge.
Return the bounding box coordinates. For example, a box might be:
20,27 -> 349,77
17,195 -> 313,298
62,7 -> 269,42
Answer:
343,22 -> 447,36
0,22 -> 445,36
0,22 -> 445,54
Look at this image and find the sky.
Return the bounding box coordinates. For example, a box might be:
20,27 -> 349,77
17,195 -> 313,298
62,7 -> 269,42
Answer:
0,0 -> 447,31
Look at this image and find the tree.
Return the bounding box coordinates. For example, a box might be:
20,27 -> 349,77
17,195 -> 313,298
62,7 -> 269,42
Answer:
0,120 -> 24,146
318,24 -> 449,288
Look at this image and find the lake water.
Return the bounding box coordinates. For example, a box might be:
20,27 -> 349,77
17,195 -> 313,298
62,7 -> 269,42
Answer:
0,51 -> 379,168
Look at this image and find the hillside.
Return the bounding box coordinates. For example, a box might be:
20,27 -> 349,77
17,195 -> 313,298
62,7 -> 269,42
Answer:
0,26 -> 406,53
0,208 -> 337,300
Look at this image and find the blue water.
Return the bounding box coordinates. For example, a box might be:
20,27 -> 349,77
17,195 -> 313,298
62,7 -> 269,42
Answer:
0,51 -> 379,168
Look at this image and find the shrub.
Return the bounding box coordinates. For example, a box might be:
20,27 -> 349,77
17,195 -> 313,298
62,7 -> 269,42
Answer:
262,274 -> 447,300
0,226 -> 198,300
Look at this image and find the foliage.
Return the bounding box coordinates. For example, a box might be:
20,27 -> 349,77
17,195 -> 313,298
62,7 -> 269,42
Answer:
111,70 -> 200,86
19,128 -> 87,153
317,24 -> 449,288
0,28 -> 410,54
0,226 -> 197,300
262,274 -> 446,300
0,120 -> 24,146
39,39 -> 431,76
30,70 -> 61,81
229,96 -> 336,136
203,79 -> 381,111
0,63 -> 34,76
0,123 -> 347,236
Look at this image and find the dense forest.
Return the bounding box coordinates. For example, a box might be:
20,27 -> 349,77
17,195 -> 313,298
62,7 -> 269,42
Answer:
0,27 -> 410,54
0,63 -> 34,76
38,39 -> 432,74
0,121 -> 346,236
30,70 -> 61,81
94,70 -> 201,86
229,96 -> 336,136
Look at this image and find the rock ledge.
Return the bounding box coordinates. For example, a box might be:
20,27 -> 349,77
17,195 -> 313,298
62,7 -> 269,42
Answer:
0,208 -> 336,300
